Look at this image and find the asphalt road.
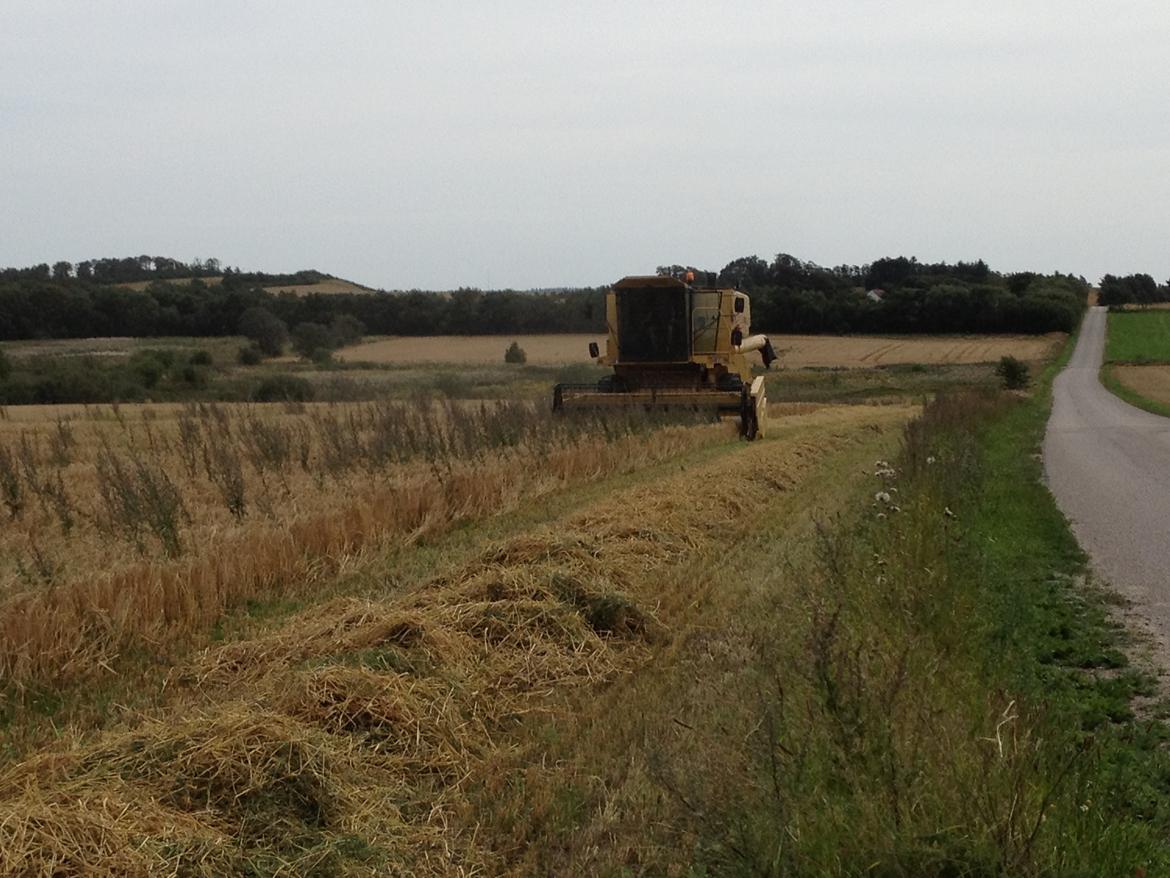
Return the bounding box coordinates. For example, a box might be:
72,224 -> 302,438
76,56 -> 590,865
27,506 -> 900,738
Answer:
1045,306 -> 1170,653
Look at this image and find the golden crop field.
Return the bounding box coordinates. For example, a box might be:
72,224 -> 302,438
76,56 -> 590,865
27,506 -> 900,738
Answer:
117,276 -> 225,291
0,401 -> 915,875
116,276 -> 375,295
338,332 -> 1064,367
0,400 -> 727,692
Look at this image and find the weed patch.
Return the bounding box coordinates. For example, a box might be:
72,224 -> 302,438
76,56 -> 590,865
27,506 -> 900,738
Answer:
642,387 -> 1170,875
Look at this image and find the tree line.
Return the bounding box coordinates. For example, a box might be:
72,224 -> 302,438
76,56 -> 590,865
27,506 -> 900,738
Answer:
1097,273 -> 1170,307
683,254 -> 1089,334
0,252 -> 1105,340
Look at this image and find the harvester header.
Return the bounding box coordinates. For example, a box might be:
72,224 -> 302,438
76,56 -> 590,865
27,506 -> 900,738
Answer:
553,275 -> 777,439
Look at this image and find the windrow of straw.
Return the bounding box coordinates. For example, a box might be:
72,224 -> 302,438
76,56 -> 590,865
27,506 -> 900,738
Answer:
0,402 -> 730,689
0,405 -> 915,876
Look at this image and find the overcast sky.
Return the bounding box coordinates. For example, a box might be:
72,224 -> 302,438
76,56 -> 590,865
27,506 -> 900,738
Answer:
3,1 -> 1168,289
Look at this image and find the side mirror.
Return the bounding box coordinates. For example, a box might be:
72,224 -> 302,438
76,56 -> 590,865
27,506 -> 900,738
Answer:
588,341 -> 600,358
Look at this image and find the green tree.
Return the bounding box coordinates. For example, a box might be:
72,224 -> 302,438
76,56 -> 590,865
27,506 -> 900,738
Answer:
291,322 -> 335,359
330,313 -> 365,346
238,307 -> 288,357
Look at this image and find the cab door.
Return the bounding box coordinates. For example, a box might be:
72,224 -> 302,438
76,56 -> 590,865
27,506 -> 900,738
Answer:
690,291 -> 721,354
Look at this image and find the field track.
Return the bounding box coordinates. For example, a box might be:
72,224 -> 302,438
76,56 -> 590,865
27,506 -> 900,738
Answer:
0,403 -> 913,875
338,333 -> 1063,367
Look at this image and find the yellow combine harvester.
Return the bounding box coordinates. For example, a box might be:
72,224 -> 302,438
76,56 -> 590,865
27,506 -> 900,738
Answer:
553,274 -> 777,439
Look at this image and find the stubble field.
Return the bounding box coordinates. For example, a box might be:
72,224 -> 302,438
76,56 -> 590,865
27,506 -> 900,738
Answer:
338,332 -> 1063,367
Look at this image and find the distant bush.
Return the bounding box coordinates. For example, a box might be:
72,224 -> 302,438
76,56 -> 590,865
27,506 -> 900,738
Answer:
188,349 -> 213,366
237,344 -> 263,366
0,358 -> 146,405
504,341 -> 527,364
252,375 -> 315,402
996,355 -> 1030,389
238,307 -> 288,357
291,322 -> 335,360
330,314 -> 365,347
180,364 -> 207,387
128,350 -> 171,389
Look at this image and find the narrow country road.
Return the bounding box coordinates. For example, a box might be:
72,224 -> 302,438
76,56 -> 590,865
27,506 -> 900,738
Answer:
1045,306 -> 1170,653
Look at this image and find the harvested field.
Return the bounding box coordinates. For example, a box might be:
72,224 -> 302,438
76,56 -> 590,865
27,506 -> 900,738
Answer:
115,276 -> 375,295
338,333 -> 1064,367
263,278 -> 377,295
1110,364 -> 1170,407
338,334 -> 604,365
0,403 -> 914,876
117,276 -> 224,291
767,332 -> 1063,366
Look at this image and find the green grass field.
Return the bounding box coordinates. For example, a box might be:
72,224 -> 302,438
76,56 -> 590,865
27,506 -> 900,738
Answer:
1106,311 -> 1170,363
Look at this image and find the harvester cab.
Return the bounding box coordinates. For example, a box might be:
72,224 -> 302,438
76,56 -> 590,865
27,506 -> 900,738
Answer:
552,275 -> 777,439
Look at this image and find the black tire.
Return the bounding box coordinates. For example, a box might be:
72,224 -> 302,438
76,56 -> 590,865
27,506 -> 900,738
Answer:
739,387 -> 759,440
743,408 -> 759,440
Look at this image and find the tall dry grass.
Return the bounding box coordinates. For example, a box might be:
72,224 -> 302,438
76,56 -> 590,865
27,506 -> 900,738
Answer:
0,400 -> 730,689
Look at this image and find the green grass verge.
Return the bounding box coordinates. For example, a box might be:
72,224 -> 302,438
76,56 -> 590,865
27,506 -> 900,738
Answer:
1106,310 -> 1170,363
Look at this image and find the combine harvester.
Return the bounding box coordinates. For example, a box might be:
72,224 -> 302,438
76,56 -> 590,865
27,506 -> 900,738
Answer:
553,274 -> 777,439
